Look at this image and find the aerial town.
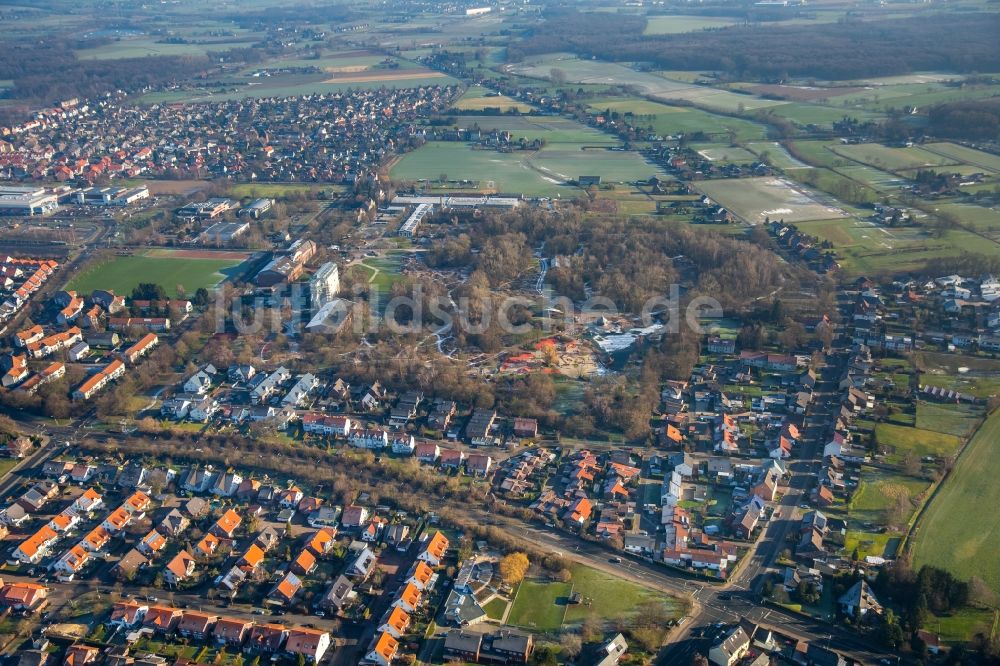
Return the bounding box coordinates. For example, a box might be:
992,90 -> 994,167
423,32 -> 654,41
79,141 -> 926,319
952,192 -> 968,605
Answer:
0,1 -> 996,666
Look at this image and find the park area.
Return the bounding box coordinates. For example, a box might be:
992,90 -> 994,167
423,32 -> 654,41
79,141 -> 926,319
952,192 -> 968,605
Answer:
694,177 -> 847,224
912,409 -> 1000,596
66,249 -> 249,299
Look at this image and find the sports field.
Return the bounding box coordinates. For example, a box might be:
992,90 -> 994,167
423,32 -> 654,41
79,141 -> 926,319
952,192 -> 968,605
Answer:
67,250 -> 248,298
694,177 -> 846,224
912,409 -> 1000,594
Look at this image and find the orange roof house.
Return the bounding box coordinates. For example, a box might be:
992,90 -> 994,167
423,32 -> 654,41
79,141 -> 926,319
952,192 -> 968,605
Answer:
367,631 -> 399,666
196,532 -> 220,557
418,530 -> 448,565
306,528 -> 335,556
0,582 -> 48,609
407,561 -> 434,590
211,508 -> 241,537
143,605 -> 182,632
392,582 -> 422,612
292,549 -> 316,576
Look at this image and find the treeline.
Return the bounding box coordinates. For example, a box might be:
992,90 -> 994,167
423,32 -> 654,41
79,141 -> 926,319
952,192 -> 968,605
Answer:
511,11 -> 1000,81
0,39 -> 211,112
926,98 -> 1000,141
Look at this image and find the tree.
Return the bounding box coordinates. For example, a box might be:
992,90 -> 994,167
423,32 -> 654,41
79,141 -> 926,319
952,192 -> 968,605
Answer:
499,552 -> 530,586
560,633 -> 582,659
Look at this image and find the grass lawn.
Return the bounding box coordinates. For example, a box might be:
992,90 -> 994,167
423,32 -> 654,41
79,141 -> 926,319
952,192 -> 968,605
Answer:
875,422 -> 962,459
912,409 -> 1000,595
0,458 -> 18,479
564,565 -> 681,625
931,608 -> 999,645
483,597 -> 508,620
66,251 -> 246,298
507,579 -> 571,631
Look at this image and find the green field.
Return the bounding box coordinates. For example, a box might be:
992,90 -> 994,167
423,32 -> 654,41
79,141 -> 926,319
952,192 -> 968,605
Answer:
452,85 -> 534,113
912,410 -> 1000,594
830,143 -> 957,172
67,251 -> 247,298
795,218 -> 999,277
694,177 -> 846,224
915,402 -> 983,438
507,566 -> 680,632
875,422 -> 962,459
563,565 -> 680,625
921,143 -> 1000,174
390,140 -> 661,196
507,579 -> 571,631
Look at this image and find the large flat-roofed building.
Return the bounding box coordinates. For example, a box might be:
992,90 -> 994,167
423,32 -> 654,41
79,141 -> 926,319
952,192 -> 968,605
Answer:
398,203 -> 432,237
254,239 -> 317,288
75,186 -> 150,207
201,221 -> 250,244
309,262 -> 340,308
239,198 -> 274,219
176,198 -> 238,220
0,186 -> 60,217
391,195 -> 521,209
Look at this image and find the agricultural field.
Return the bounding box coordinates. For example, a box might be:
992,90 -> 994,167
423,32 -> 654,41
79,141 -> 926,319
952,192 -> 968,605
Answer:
830,143 -> 957,172
692,145 -> 757,163
794,218 -> 999,277
451,85 -> 535,113
586,98 -> 769,141
513,55 -> 783,113
66,249 -> 249,298
912,409 -> 1000,594
390,140 -> 661,197
75,35 -> 259,60
642,15 -> 740,34
694,177 -> 847,224
920,142 -> 1000,173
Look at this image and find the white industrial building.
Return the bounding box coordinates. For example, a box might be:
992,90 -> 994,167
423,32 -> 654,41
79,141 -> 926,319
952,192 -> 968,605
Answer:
309,262 -> 340,308
239,198 -> 274,219
75,186 -> 149,207
0,186 -> 60,216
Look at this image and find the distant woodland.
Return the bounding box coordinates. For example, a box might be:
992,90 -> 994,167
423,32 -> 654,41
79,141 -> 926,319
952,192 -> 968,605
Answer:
926,98 -> 1000,141
511,11 -> 1000,81
0,40 -> 211,116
